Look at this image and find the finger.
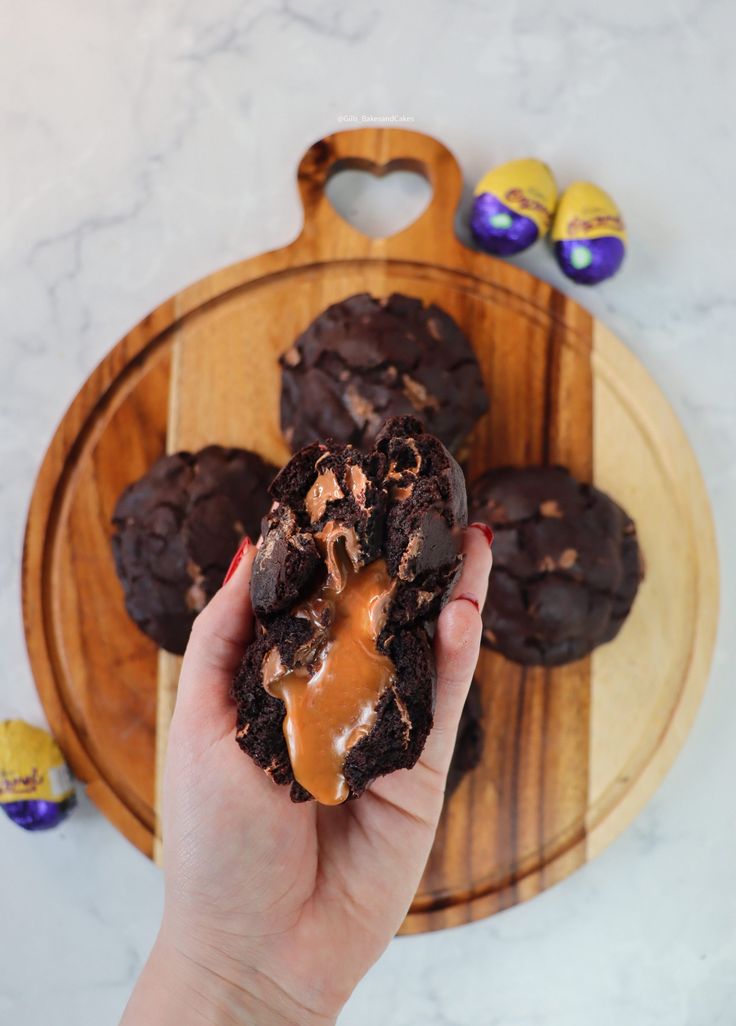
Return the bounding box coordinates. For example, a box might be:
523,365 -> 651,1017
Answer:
452,521 -> 495,614
175,537 -> 256,720
419,523 -> 493,776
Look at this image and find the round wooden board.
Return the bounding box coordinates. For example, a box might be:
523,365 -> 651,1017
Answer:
23,129 -> 719,934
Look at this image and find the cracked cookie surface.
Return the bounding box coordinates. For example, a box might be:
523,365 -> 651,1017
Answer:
279,292 -> 489,454
112,445 -> 276,654
469,466 -> 643,666
233,416 -> 467,803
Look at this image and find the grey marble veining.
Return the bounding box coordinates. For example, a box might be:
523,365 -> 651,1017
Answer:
2,1 -> 736,1023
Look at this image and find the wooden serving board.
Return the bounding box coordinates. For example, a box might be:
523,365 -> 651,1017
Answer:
23,129 -> 719,934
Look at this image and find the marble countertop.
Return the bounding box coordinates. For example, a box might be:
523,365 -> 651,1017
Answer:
2,1 -> 735,1022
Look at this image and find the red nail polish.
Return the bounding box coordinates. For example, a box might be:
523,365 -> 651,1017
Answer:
454,593 -> 480,612
223,536 -> 251,584
470,522 -> 494,547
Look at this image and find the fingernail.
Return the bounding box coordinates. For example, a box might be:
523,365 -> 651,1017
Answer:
469,522 -> 494,547
223,536 -> 251,584
453,593 -> 480,612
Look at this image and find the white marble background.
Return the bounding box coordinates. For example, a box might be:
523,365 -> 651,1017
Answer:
2,0 -> 735,1022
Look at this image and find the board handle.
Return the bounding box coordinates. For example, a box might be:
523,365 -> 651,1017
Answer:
295,127 -> 464,254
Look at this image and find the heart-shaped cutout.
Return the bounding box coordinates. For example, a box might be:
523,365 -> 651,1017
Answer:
325,165 -> 432,239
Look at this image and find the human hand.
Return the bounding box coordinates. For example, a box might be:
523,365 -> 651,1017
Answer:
122,524 -> 492,1026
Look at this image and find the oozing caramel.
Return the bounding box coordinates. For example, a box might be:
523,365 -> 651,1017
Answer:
305,469 -> 344,522
264,544 -> 395,805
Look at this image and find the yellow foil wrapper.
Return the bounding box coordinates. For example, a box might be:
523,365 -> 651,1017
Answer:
0,720 -> 74,805
474,158 -> 558,234
552,181 -> 627,242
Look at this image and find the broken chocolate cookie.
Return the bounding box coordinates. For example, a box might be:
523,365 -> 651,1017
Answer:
469,466 -> 643,666
233,416 -> 467,803
279,292 -> 489,454
112,445 -> 277,654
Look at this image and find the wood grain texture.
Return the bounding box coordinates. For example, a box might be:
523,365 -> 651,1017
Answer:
22,129 -> 719,932
154,650 -> 180,864
586,323 -> 719,859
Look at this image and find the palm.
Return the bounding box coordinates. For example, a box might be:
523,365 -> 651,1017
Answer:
162,529 -> 490,1019
165,702 -> 443,1001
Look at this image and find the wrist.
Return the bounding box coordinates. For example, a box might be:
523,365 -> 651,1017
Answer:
122,925 -> 337,1026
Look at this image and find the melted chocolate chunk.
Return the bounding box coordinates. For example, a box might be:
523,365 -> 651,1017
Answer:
280,293 -> 489,454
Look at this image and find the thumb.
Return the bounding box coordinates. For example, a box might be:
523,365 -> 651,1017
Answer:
174,537 -> 257,725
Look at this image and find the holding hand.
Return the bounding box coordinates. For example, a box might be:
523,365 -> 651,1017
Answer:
122,524 -> 492,1026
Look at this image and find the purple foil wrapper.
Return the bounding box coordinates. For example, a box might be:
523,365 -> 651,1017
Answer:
554,237 -> 625,285
1,794 -> 76,831
470,192 -> 539,256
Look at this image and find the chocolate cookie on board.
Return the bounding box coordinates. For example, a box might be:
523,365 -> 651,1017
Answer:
469,466 -> 643,666
233,416 -> 467,804
112,445 -> 277,655
279,293 -> 489,454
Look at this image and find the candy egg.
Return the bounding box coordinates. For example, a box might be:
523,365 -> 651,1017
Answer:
470,158 -> 558,256
552,182 -> 627,284
0,721 -> 76,831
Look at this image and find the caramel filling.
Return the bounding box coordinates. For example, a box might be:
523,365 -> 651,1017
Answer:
264,541 -> 395,805
386,442 -> 421,501
305,469 -> 344,522
346,463 -> 369,504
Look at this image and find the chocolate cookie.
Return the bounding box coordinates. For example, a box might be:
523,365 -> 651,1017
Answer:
469,466 -> 643,666
446,679 -> 484,798
279,293 -> 489,454
232,416 -> 467,804
112,445 -> 277,654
